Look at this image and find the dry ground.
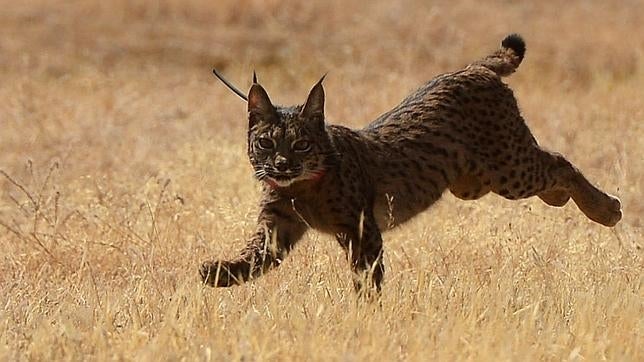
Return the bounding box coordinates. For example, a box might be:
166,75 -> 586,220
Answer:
0,1 -> 642,361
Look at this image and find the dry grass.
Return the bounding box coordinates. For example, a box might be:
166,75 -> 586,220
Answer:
0,1 -> 642,361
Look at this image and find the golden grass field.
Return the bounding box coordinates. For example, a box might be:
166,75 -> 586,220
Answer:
1,1 -> 642,360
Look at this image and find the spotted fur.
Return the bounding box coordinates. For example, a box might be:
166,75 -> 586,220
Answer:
200,34 -> 622,295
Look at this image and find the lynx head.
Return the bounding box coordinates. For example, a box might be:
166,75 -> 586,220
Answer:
246,76 -> 334,188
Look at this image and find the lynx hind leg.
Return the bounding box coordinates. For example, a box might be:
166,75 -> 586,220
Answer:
547,153 -> 622,226
449,173 -> 491,200
487,146 -> 621,227
538,188 -> 570,207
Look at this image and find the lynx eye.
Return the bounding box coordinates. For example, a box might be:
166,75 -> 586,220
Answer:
292,140 -> 312,152
257,137 -> 275,150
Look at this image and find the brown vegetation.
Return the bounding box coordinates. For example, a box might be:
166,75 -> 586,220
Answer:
0,1 -> 641,360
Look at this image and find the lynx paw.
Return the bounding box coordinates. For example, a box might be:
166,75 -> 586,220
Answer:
584,193 -> 622,227
199,260 -> 236,287
602,194 -> 622,227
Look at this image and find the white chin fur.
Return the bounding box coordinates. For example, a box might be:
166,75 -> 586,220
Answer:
269,177 -> 297,187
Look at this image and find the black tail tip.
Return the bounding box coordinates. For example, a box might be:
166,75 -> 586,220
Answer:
501,33 -> 526,61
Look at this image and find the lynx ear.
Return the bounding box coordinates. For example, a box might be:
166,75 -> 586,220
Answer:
248,83 -> 275,125
301,75 -> 326,120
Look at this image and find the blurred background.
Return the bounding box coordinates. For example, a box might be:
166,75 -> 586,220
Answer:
1,0 -> 641,220
0,2 -> 642,360
0,0 -> 641,256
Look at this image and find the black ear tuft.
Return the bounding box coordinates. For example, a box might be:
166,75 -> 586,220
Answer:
212,68 -> 249,101
252,70 -> 258,84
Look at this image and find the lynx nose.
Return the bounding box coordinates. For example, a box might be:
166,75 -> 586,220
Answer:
274,155 -> 288,172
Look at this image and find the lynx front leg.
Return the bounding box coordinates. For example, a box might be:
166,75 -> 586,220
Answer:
200,213 -> 307,287
335,209 -> 385,298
